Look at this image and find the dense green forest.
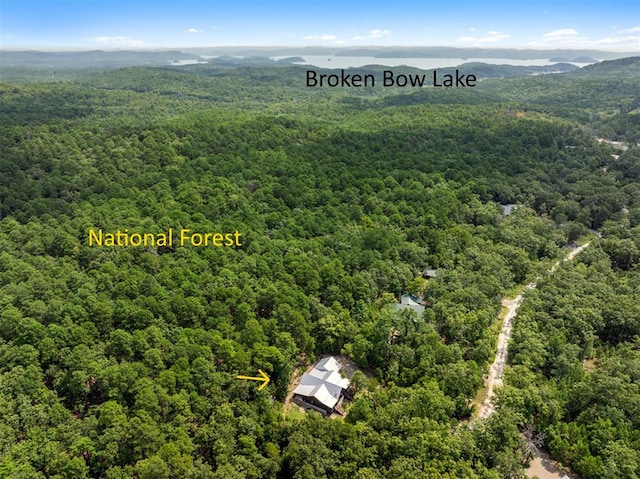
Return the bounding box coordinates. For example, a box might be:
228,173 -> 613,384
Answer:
0,56 -> 638,478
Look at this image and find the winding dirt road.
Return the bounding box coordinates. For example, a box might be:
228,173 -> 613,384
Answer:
477,241 -> 592,419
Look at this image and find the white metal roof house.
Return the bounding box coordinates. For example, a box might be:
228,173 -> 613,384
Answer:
293,356 -> 350,415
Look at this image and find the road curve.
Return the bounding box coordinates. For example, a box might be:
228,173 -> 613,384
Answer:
477,241 -> 592,419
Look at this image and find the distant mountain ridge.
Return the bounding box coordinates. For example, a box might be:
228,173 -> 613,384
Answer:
549,56 -> 599,63
566,55 -> 640,77
333,47 -> 628,60
181,46 -> 635,61
0,50 -> 200,68
1,47 -> 635,70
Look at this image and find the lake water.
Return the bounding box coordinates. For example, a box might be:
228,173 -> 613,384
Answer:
170,55 -> 596,69
271,56 -> 592,69
170,59 -> 209,65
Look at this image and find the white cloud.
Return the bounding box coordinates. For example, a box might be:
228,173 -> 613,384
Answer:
457,30 -> 510,44
303,34 -> 337,41
595,37 -> 624,44
526,32 -> 587,47
88,36 -> 145,47
542,28 -> 579,42
186,28 -> 200,33
352,29 -> 391,41
594,34 -> 640,48
617,26 -> 640,34
368,29 -> 391,38
527,27 -> 639,49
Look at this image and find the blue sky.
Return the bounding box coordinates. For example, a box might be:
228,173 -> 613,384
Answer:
1,0 -> 638,50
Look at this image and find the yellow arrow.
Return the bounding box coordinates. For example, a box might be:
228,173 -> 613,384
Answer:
236,369 -> 270,391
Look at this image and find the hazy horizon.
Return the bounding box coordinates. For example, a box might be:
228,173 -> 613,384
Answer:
0,46 -> 638,54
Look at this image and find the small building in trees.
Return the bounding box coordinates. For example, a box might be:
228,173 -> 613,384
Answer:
501,204 -> 521,216
293,356 -> 350,415
393,293 -> 425,315
421,268 -> 438,279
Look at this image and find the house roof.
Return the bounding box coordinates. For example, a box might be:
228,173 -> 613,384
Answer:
293,356 -> 350,410
308,367 -> 350,389
400,294 -> 422,306
316,356 -> 340,372
293,373 -> 344,409
394,294 -> 425,315
501,204 -> 521,216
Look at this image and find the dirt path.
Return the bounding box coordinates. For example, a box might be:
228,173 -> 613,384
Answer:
477,242 -> 591,420
477,293 -> 522,418
525,449 -> 575,479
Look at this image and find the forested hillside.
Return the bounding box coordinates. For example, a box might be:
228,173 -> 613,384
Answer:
502,226 -> 640,478
0,58 -> 638,478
